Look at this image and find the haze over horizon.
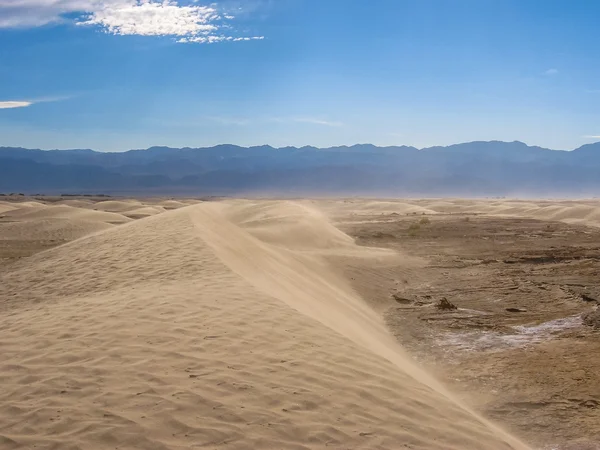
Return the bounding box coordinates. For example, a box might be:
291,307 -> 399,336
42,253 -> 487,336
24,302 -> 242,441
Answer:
1,0 -> 600,152
3,140 -> 600,196
5,139 -> 600,153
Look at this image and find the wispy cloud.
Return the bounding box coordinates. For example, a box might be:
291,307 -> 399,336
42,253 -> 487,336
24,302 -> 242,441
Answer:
0,0 -> 264,44
0,101 -> 32,109
544,68 -> 558,75
583,135 -> 600,139
290,117 -> 344,127
151,115 -> 345,128
585,89 -> 600,94
205,116 -> 251,126
0,96 -> 69,109
178,35 -> 264,44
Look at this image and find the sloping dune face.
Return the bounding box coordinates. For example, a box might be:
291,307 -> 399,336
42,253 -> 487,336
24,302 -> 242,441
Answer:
0,202 -> 128,246
0,201 -> 19,214
0,219 -> 114,242
0,201 -> 528,450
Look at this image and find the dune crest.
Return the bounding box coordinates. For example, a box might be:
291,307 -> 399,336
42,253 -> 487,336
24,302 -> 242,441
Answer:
1,200 -> 529,449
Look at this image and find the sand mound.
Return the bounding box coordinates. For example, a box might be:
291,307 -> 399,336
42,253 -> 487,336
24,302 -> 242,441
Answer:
89,199 -> 143,213
402,199 -> 600,228
0,201 -> 529,450
55,199 -> 95,208
326,200 -> 436,217
0,218 -> 114,242
3,204 -> 132,224
123,206 -> 167,218
222,200 -> 356,251
0,201 -> 48,216
157,199 -> 188,209
0,202 -> 19,214
0,203 -> 48,218
12,201 -> 48,208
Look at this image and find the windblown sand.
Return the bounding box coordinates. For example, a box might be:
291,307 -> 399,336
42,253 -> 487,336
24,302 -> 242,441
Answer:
0,197 -> 538,450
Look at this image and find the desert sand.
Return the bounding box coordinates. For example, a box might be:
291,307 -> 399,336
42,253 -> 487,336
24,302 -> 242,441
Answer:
1,196 -> 599,449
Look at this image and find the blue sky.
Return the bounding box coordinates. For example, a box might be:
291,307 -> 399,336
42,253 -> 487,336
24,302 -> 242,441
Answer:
0,0 -> 599,151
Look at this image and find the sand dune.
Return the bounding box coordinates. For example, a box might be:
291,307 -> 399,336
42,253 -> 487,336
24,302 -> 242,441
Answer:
157,199 -> 189,209
221,200 -> 356,250
319,199 -> 600,228
0,201 -> 19,214
0,201 -> 48,216
473,201 -> 600,227
0,218 -> 114,242
11,201 -> 48,208
2,204 -> 132,224
123,205 -> 167,218
90,199 -> 144,213
55,199 -> 95,208
0,200 -> 529,450
322,200 -> 437,218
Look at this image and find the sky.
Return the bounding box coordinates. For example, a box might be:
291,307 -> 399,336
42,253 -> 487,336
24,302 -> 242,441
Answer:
0,0 -> 599,152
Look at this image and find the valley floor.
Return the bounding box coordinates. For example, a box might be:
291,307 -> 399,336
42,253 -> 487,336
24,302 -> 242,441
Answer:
327,202 -> 600,450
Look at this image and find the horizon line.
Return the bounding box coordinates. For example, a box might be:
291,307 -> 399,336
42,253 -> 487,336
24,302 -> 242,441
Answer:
2,139 -> 600,153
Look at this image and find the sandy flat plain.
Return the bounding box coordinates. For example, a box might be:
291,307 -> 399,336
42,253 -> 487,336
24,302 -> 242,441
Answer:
1,195 -> 599,450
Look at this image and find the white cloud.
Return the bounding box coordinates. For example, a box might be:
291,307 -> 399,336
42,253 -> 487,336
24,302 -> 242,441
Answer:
0,100 -> 32,109
178,35 -> 263,44
583,135 -> 600,139
80,1 -> 218,36
0,0 -> 264,43
0,96 -> 69,109
292,117 -> 344,127
544,68 -> 558,75
0,0 -> 109,27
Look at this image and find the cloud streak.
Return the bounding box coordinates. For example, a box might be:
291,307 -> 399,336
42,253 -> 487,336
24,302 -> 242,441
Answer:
267,117 -> 344,127
544,68 -> 558,75
292,117 -> 344,127
0,100 -> 32,109
0,0 -> 263,44
0,96 -> 69,109
583,135 -> 600,139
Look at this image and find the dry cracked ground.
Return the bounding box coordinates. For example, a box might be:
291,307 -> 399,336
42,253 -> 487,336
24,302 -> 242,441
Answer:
340,210 -> 600,450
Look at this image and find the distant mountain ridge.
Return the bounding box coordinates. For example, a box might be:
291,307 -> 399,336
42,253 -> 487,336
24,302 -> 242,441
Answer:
1,141 -> 599,196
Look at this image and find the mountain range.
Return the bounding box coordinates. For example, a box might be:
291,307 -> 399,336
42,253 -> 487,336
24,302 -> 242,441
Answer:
1,141 -> 600,197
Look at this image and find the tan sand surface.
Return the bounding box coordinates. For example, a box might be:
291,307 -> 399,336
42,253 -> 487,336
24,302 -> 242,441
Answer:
0,218 -> 114,242
55,199 -> 96,208
0,201 -> 19,214
123,206 -> 167,218
415,199 -> 600,227
157,199 -> 190,209
319,198 -> 600,228
0,199 -> 530,450
89,200 -> 144,213
2,204 -> 132,224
